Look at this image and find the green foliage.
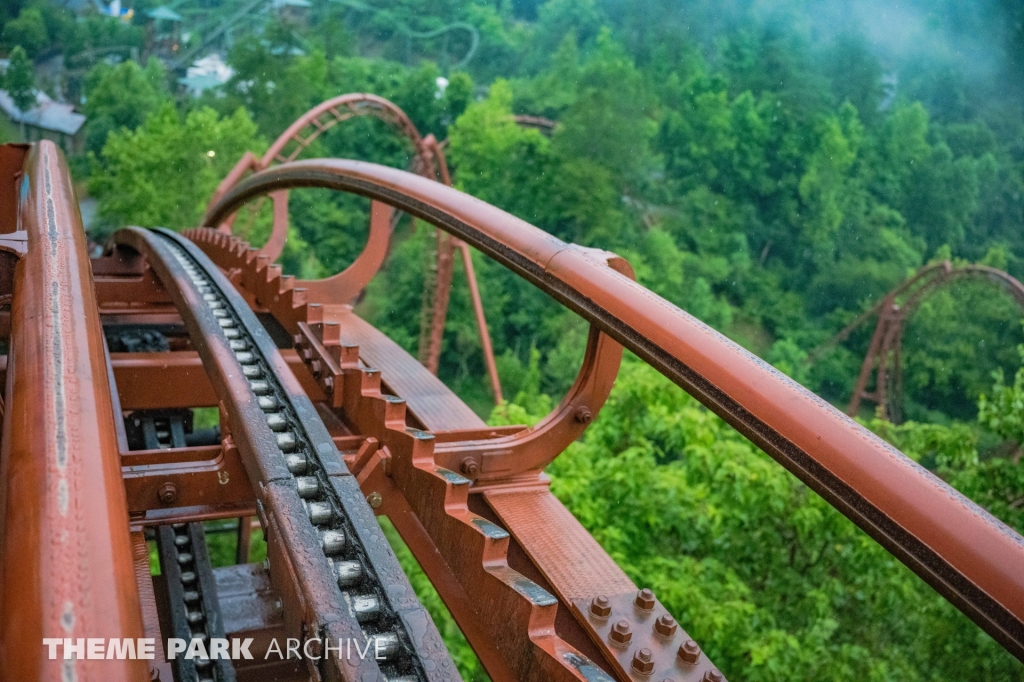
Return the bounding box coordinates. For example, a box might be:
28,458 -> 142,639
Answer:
979,341 -> 1024,448
2,7 -> 47,57
0,112 -> 16,143
4,45 -> 35,113
448,79 -> 552,217
89,105 -> 264,236
83,58 -> 170,153
900,281 -> 1024,422
62,13 -> 145,62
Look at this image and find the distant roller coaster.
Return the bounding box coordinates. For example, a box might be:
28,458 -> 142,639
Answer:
812,260 -> 1024,422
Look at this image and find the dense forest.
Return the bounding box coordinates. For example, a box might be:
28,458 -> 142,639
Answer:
3,0 -> 1024,679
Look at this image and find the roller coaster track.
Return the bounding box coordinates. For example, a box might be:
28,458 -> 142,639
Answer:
210,94 -> 503,405
1,132 -> 1023,680
813,260 -> 1024,422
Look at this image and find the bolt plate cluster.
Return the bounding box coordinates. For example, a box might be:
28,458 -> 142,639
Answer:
572,591 -> 725,681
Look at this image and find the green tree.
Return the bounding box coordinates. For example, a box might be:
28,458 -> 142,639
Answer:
979,338 -> 1024,449
4,45 -> 35,140
797,107 -> 860,267
89,104 -> 264,236
2,7 -> 47,57
83,58 -> 169,154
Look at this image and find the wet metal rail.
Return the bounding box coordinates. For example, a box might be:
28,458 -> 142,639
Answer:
113,226 -> 455,682
0,142 -> 149,681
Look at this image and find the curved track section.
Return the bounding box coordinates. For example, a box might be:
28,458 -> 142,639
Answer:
209,93 -> 502,403
113,226 -> 457,682
813,260 -> 1024,420
205,157 -> 1024,664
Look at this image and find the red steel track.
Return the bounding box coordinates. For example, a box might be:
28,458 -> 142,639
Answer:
210,93 -> 503,404
0,99 -> 1022,681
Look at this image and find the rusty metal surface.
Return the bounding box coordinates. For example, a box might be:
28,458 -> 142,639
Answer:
185,226 -> 488,430
303,308 -> 487,431
106,349 -> 326,410
430,324 -> 621,481
0,142 -> 149,681
131,531 -> 175,681
242,253 -> 637,679
4,133 -> 1022,682
214,562 -> 307,681
513,115 -> 557,135
484,488 -> 636,603
570,592 -> 725,682
111,351 -> 221,409
203,157 -> 1024,663
314,348 -> 618,680
121,442 -> 255,514
0,144 -> 27,234
485,489 -> 723,680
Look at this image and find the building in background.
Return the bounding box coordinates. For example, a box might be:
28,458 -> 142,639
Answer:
0,89 -> 86,153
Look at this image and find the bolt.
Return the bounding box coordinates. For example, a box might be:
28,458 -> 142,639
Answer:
702,670 -> 724,682
460,458 -> 480,477
158,483 -> 177,504
575,406 -> 593,424
366,492 -> 383,509
609,620 -> 632,646
293,334 -> 303,346
631,647 -> 654,674
655,613 -> 677,637
677,639 -> 701,664
310,360 -> 322,376
589,595 -> 611,618
323,376 -> 334,393
302,348 -> 313,361
635,588 -> 656,610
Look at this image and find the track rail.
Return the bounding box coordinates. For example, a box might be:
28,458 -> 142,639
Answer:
205,157 -> 1024,663
209,93 -> 503,403
0,142 -> 149,681
113,226 -> 457,682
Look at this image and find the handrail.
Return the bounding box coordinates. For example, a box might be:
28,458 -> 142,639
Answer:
205,157 -> 1024,662
0,142 -> 149,680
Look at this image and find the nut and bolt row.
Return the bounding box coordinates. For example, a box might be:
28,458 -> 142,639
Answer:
589,589 -> 715,672
171,244 -> 406,662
